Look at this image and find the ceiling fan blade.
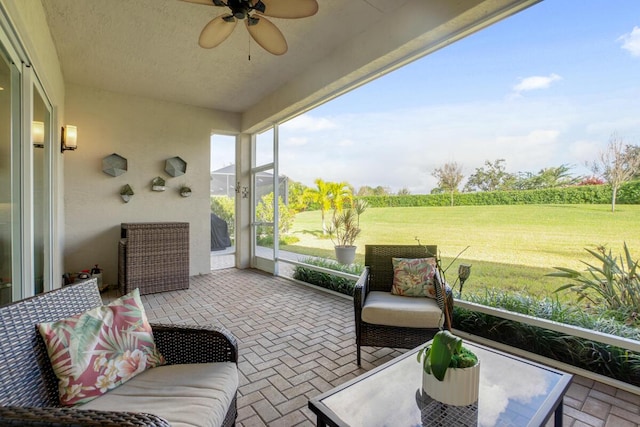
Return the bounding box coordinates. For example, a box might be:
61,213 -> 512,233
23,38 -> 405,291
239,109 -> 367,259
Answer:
255,0 -> 318,19
199,15 -> 237,48
181,0 -> 225,6
246,16 -> 287,55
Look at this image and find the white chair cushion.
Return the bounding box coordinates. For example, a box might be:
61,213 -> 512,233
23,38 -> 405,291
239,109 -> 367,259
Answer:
361,291 -> 444,328
80,362 -> 238,427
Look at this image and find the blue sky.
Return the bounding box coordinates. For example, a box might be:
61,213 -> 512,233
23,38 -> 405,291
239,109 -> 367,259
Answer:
216,1 -> 640,194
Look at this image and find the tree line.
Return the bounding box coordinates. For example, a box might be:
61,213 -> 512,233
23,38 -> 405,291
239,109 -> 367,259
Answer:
432,134 -> 640,212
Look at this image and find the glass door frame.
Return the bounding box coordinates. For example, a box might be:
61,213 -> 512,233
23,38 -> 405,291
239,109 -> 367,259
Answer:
30,75 -> 54,296
250,124 -> 280,275
0,27 -> 22,303
0,7 -> 56,302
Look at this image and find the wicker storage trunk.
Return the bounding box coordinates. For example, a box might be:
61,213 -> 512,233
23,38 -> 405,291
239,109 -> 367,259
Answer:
118,222 -> 189,295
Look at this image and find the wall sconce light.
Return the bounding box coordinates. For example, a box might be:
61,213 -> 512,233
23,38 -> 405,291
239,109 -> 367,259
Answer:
32,121 -> 44,148
61,125 -> 78,153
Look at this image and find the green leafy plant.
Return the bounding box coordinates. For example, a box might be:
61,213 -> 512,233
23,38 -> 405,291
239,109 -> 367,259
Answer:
453,290 -> 640,387
292,257 -> 363,296
256,192 -> 296,236
151,176 -> 165,187
327,199 -> 368,246
417,330 -> 477,381
256,234 -> 300,247
549,243 -> 640,313
120,184 -> 134,196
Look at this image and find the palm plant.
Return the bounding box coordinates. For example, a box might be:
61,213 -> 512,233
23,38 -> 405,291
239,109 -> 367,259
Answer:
352,198 -> 368,227
549,243 -> 640,313
328,181 -> 353,217
303,179 -> 355,235
327,199 -> 367,247
303,178 -> 332,234
328,208 -> 360,247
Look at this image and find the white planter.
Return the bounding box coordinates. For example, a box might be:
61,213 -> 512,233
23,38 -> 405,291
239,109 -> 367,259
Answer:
121,194 -> 132,203
180,191 -> 192,198
152,185 -> 166,192
334,245 -> 356,264
422,361 -> 480,406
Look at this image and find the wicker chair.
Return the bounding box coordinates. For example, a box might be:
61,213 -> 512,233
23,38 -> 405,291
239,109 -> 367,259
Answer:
0,279 -> 238,426
354,244 -> 454,366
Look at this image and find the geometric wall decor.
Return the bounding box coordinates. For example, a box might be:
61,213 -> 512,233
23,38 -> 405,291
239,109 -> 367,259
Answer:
151,176 -> 166,191
102,153 -> 128,177
165,156 -> 187,177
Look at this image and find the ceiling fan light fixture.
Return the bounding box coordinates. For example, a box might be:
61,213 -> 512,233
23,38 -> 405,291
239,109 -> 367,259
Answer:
184,0 -> 318,54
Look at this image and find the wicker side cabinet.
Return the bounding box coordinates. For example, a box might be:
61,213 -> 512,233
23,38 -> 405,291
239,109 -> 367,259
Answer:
118,222 -> 189,295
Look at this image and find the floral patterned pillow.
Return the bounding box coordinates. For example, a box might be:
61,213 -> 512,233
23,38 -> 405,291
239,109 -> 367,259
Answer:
37,288 -> 165,406
391,257 -> 438,298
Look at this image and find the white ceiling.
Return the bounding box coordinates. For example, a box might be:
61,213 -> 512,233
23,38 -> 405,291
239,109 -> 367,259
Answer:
41,0 -> 539,131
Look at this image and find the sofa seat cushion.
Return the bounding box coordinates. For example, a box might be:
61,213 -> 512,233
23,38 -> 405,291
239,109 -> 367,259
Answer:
80,362 -> 238,427
361,291 -> 444,328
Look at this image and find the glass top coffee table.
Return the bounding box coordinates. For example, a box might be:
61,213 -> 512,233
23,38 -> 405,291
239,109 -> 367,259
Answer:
309,341 -> 572,426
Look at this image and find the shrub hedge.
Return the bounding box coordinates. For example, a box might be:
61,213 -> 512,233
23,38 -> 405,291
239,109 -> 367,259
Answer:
455,290 -> 640,387
360,182 -> 640,208
292,258 -> 363,296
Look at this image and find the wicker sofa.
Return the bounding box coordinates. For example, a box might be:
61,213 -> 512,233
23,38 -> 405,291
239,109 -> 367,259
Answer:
0,279 -> 238,426
354,244 -> 454,365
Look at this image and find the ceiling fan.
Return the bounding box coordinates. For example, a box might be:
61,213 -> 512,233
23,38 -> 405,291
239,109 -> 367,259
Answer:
181,0 -> 319,55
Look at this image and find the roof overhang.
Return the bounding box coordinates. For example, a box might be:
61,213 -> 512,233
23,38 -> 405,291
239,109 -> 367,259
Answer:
40,0 -> 540,133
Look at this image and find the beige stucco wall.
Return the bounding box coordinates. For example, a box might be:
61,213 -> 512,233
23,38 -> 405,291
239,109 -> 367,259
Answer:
64,84 -> 240,286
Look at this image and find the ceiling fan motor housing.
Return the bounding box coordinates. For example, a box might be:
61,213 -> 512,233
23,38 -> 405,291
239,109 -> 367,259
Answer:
227,0 -> 265,20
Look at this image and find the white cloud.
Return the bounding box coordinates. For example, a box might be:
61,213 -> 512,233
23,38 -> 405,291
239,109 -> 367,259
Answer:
494,129 -> 560,171
512,73 -> 562,94
278,93 -> 639,194
619,26 -> 640,57
281,114 -> 337,131
568,139 -> 602,169
338,138 -> 354,147
284,136 -> 308,146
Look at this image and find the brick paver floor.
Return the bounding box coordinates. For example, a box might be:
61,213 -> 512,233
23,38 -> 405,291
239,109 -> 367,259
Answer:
105,269 -> 640,426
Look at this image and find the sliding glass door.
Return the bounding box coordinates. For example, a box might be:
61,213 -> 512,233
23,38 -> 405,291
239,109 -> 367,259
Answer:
0,17 -> 55,305
0,43 -> 19,305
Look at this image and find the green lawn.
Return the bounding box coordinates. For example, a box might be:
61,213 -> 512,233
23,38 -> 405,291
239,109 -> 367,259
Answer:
281,204 -> 640,298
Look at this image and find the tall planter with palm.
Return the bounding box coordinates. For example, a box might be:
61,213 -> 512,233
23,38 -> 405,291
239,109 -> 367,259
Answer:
328,199 -> 368,264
